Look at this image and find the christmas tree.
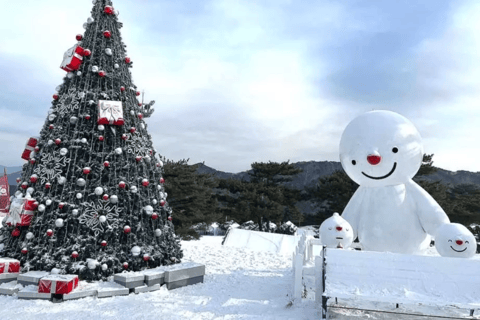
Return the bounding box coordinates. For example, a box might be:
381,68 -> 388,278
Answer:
0,0 -> 182,281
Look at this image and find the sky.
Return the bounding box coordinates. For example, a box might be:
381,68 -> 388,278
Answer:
1,0 -> 480,173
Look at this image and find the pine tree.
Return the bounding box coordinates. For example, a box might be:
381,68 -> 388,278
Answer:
0,0 -> 182,280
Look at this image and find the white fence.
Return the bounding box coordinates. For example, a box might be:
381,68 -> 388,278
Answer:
291,234 -> 322,300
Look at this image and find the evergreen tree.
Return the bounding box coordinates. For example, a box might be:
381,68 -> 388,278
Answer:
0,0 -> 182,280
163,159 -> 220,240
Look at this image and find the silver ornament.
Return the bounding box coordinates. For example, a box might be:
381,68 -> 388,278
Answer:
79,92 -> 86,98
92,65 -> 99,73
81,138 -> 88,144
67,72 -> 74,78
130,110 -> 134,116
76,71 -> 82,76
152,199 -> 157,205
58,176 -> 66,185
155,229 -> 162,237
95,187 -> 104,195
76,193 -> 83,199
83,22 -> 88,29
87,17 -> 94,23
105,48 -> 112,56
47,139 -> 54,146
114,63 -> 119,69
26,232 -> 34,240
55,218 -> 64,228
98,125 -> 105,131
102,264 -> 108,271
131,246 -> 141,256
55,85 -> 62,92
110,195 -> 118,203
99,215 -> 106,223
38,204 -> 46,212
130,186 -> 137,193
48,114 -> 56,121
46,199 -> 52,206
70,116 -> 78,124
77,178 -> 86,187
72,209 -> 79,215
144,205 -> 153,215
140,123 -> 145,129
60,148 -> 68,156
115,147 -> 122,155
87,259 -> 98,270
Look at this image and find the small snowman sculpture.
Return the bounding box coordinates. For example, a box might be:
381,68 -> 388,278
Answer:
319,212 -> 354,249
435,223 -> 476,258
339,110 -> 475,256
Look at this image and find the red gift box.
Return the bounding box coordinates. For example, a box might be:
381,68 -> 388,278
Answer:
21,137 -> 38,160
60,44 -> 85,72
0,258 -> 20,274
97,100 -> 124,125
38,275 -> 79,294
8,198 -> 37,227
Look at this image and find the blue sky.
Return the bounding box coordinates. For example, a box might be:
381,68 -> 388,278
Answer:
1,0 -> 480,173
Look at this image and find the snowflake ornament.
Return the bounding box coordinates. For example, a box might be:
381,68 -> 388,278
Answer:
78,201 -> 121,236
33,151 -> 71,184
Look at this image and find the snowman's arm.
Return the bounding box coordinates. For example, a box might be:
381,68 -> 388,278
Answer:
341,187 -> 365,239
408,180 -> 450,235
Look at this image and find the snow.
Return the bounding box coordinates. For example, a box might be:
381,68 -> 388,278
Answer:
0,236 -> 319,319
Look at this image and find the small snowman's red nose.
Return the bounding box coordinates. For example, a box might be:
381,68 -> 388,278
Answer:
336,226 -> 342,231
456,240 -> 463,245
367,155 -> 381,165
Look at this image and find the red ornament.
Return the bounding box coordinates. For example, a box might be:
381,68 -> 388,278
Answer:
142,179 -> 149,187
83,167 -> 91,175
16,177 -> 21,183
76,34 -> 83,41
83,49 -> 91,57
138,102 -> 142,107
121,134 -> 128,140
143,254 -> 150,262
124,225 -> 131,234
30,175 -> 38,183
120,86 -> 125,92
160,200 -> 166,207
85,115 -> 91,120
21,248 -> 28,254
53,94 -> 59,100
103,161 -> 110,167
12,228 -> 21,237
152,213 -> 158,220
125,57 -> 131,63
135,156 -> 142,162
103,30 -> 112,38
98,70 -> 106,77
49,124 -> 54,130
58,202 -> 65,209
135,91 -> 141,96
71,251 -> 79,259
104,5 -> 114,15
46,229 -> 53,237
102,194 -> 109,201
123,262 -> 129,269
101,240 -> 107,247
118,181 -> 126,189
167,216 -> 173,221
160,178 -> 165,184
30,159 -> 36,165
21,182 -> 28,190
137,113 -> 143,119
130,127 -> 136,134
34,146 -> 40,152
55,138 -> 61,145
45,182 -> 52,189
98,135 -> 104,141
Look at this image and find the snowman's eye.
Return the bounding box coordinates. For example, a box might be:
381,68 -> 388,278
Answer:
448,240 -> 452,242
328,227 -> 332,230
466,241 -> 470,244
346,228 -> 349,231
352,160 -> 356,165
392,147 -> 398,153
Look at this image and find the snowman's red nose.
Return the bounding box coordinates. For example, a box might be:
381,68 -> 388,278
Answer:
367,155 -> 381,165
456,240 -> 463,245
336,226 -> 342,231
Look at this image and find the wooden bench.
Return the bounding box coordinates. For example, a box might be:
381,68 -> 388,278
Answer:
315,247 -> 480,318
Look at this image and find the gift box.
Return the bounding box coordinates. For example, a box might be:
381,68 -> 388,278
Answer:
165,262 -> 205,290
17,271 -> 50,286
60,44 -> 85,72
134,283 -> 160,294
21,137 -> 38,160
38,275 -> 79,294
8,198 -> 37,227
142,267 -> 166,286
0,258 -> 20,274
97,100 -> 124,125
113,272 -> 145,289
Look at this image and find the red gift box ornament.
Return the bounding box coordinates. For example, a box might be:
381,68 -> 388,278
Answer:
38,275 -> 79,294
60,44 -> 85,72
0,258 -> 21,274
21,137 -> 39,161
97,100 -> 124,125
8,197 -> 37,227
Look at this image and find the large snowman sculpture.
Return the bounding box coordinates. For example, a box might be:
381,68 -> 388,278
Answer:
339,110 -> 451,255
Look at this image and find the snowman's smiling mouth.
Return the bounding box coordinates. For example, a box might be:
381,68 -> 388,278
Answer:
361,162 -> 397,180
450,246 -> 467,252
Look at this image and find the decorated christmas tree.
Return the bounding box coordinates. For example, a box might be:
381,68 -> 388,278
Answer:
0,0 -> 182,280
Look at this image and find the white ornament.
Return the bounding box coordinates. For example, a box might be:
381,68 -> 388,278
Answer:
81,138 -> 87,144
77,178 -> 86,186
55,218 -> 64,228
115,147 -> 122,155
58,176 -> 66,185
105,48 -> 112,56
87,259 -> 98,270
26,187 -> 34,195
158,160 -> 164,167
51,268 -> 61,275
144,205 -> 153,215
83,22 -> 88,29
48,114 -> 56,121
144,156 -> 151,162
435,223 -> 476,258
76,71 -> 82,76
26,232 -> 34,240
131,246 -> 141,256
38,204 -> 46,212
152,199 -> 158,205
76,193 -> 83,199
98,125 -> 105,131
114,63 -> 119,69
55,85 -> 62,92
95,187 -> 104,195
155,229 -> 162,237
60,148 -> 68,156
319,213 -> 354,249
339,110 -> 450,254
157,185 -> 162,191
70,116 -> 78,124
88,100 -> 95,105
87,17 -> 94,23
114,9 -> 119,16
46,199 -> 52,206
164,192 -> 168,197
92,65 -> 99,73
67,72 -> 74,79
110,195 -> 118,203
47,139 -> 54,146
130,110 -> 135,116
140,123 -> 145,129
72,209 -> 79,215
130,186 -> 137,193
99,215 -> 107,223
102,264 -> 108,271
79,92 -> 86,98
